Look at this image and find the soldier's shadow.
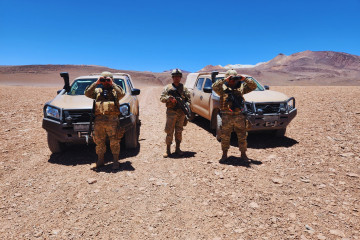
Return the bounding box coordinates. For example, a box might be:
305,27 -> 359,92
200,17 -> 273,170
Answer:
168,151 -> 196,159
230,132 -> 299,149
219,156 -> 262,168
48,143 -> 139,171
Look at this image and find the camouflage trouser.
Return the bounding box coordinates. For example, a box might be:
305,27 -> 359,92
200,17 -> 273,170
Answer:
221,113 -> 247,152
165,108 -> 186,145
93,115 -> 124,158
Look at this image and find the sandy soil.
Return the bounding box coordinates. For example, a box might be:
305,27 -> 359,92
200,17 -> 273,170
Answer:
0,85 -> 359,239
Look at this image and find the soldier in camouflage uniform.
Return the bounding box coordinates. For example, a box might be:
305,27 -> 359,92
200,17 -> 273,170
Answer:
212,69 -> 257,162
160,69 -> 191,157
85,71 -> 126,170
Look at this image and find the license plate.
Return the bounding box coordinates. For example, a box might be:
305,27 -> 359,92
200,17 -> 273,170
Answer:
265,121 -> 278,127
264,115 -> 279,122
73,124 -> 89,132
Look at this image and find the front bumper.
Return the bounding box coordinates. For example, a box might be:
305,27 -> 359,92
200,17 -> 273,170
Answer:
247,108 -> 297,131
42,114 -> 136,143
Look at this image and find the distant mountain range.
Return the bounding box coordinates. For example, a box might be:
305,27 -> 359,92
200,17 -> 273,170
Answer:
0,51 -> 359,86
198,51 -> 360,85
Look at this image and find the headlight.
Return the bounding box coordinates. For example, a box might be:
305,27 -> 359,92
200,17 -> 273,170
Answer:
119,104 -> 130,116
287,98 -> 295,111
45,106 -> 60,119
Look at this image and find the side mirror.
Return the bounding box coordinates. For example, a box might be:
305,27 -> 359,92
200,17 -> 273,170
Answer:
203,87 -> 212,93
264,85 -> 270,90
131,88 -> 141,95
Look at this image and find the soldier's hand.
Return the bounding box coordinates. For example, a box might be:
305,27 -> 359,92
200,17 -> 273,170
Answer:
168,97 -> 177,104
225,76 -> 231,83
95,87 -> 103,94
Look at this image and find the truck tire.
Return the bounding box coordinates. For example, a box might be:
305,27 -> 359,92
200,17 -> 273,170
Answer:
215,114 -> 222,142
125,121 -> 139,149
47,133 -> 65,153
274,128 -> 286,137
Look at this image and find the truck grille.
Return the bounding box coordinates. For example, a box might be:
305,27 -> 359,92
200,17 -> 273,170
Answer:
63,110 -> 91,123
255,104 -> 280,114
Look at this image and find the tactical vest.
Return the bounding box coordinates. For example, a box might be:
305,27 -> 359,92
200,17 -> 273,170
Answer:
95,90 -> 120,116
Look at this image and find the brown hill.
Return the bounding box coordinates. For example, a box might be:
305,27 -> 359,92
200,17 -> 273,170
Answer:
198,51 -> 360,86
0,65 -> 172,87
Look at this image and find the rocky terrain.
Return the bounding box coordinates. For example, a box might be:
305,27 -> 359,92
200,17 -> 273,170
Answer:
0,84 -> 359,239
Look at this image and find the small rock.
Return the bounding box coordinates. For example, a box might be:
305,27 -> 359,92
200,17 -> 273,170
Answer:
330,229 -> 345,237
305,225 -> 315,234
51,229 -> 61,235
340,152 -> 354,157
33,231 -> 43,238
14,193 -> 22,197
87,178 -> 97,184
346,173 -> 359,178
317,233 -> 326,240
234,228 -> 245,233
288,213 -> 296,220
249,202 -> 259,208
317,184 -> 326,189
272,178 -> 283,184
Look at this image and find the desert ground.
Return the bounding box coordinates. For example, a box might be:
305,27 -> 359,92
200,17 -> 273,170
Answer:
0,84 -> 359,239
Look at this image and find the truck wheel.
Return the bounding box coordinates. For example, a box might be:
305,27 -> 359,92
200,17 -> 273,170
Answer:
274,128 -> 286,137
47,133 -> 65,153
125,122 -> 139,149
216,114 -> 222,142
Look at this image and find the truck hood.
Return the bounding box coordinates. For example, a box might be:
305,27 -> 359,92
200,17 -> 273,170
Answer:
244,90 -> 289,103
50,95 -> 93,109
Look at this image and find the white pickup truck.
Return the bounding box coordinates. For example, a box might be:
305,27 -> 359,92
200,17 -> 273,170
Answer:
184,71 -> 297,140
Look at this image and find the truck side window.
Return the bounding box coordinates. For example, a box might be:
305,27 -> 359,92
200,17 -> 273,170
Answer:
196,78 -> 204,90
204,78 -> 212,89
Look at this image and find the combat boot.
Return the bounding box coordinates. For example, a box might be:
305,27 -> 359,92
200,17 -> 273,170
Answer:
112,154 -> 120,170
90,155 -> 105,170
163,145 -> 171,158
175,141 -> 183,156
219,150 -> 228,163
241,151 -> 249,161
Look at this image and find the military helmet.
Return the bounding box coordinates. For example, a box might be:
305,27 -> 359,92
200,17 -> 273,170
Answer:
224,69 -> 237,78
101,71 -> 113,79
171,68 -> 182,77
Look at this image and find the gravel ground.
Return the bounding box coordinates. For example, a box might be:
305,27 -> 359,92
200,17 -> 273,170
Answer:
0,85 -> 359,240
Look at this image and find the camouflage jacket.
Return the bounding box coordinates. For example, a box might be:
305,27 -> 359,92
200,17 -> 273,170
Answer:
84,82 -> 125,116
160,83 -> 191,109
212,77 -> 257,113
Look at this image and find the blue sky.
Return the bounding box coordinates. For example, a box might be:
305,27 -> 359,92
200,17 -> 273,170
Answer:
1,0 -> 359,72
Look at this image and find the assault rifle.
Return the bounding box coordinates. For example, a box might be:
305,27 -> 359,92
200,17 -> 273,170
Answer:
225,88 -> 245,112
86,99 -> 96,145
168,89 -> 191,120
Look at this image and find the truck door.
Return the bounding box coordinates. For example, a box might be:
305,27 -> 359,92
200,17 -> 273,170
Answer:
198,78 -> 212,119
191,77 -> 205,114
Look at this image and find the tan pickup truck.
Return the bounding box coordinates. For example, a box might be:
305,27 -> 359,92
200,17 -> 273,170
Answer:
184,71 -> 297,140
42,72 -> 140,153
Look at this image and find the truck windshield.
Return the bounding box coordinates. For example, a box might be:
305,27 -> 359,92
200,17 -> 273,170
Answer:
215,77 -> 264,91
67,78 -> 126,95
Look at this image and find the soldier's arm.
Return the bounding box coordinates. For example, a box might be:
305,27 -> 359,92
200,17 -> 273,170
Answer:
160,86 -> 171,103
242,77 -> 257,94
113,83 -> 126,101
212,78 -> 226,96
183,87 -> 191,104
84,82 -> 98,99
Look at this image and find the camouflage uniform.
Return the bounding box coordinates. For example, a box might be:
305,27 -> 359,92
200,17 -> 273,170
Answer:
212,73 -> 257,159
160,83 -> 191,152
85,80 -> 125,167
